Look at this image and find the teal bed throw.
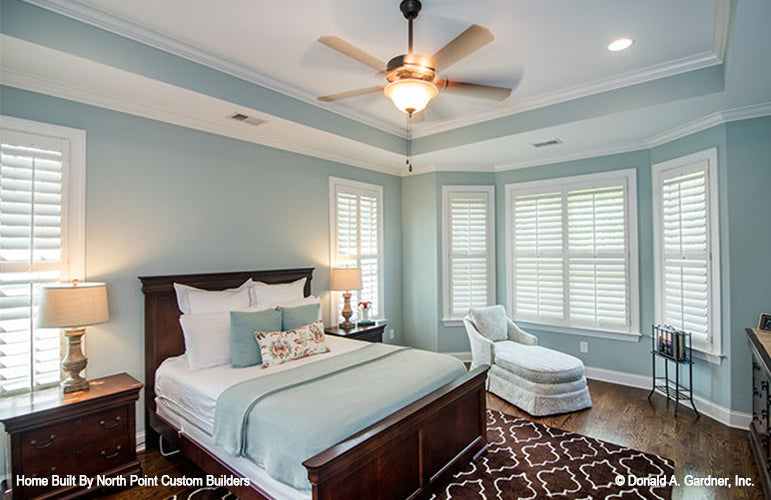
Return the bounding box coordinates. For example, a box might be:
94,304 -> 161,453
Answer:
213,343 -> 466,490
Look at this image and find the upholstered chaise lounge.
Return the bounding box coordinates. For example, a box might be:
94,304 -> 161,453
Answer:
464,305 -> 592,416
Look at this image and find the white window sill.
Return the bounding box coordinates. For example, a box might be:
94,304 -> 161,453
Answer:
515,321 -> 642,342
441,318 -> 464,327
691,348 -> 724,365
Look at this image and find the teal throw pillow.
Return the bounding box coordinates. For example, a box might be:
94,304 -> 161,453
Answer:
280,302 -> 321,331
230,308 -> 281,368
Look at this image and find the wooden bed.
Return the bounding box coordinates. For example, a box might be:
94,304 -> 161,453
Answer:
140,268 -> 488,500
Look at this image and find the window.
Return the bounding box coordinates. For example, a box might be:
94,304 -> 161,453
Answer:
0,116 -> 85,395
329,177 -> 384,322
652,148 -> 720,357
442,186 -> 495,322
505,170 -> 639,337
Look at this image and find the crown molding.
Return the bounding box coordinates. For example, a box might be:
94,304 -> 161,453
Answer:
21,0 -> 406,138
413,51 -> 722,139
645,101 -> 771,147
493,141 -> 648,173
0,67 -> 404,177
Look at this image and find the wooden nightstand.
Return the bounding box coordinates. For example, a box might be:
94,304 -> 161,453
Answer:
325,321 -> 387,343
0,373 -> 143,500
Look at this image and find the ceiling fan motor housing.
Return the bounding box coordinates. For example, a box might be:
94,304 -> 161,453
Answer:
386,54 -> 436,83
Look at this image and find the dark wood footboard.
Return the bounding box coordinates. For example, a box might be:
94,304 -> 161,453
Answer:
304,366 -> 488,500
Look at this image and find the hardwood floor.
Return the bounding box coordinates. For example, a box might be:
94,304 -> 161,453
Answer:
98,379 -> 761,500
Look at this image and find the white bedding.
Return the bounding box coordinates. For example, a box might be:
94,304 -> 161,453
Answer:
154,334 -> 366,436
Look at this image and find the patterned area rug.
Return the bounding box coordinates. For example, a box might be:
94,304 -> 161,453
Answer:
426,410 -> 674,499
167,410 -> 674,500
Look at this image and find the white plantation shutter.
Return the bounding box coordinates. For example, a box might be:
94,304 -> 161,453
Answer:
567,186 -> 628,329
511,192 -> 563,322
0,119 -> 84,395
506,170 -> 638,335
442,187 -> 495,320
330,178 -> 384,322
653,149 -> 720,354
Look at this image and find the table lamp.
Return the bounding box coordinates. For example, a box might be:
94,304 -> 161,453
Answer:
330,267 -> 362,330
37,280 -> 109,393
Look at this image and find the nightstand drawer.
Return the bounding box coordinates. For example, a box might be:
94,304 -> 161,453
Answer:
21,435 -> 130,497
20,405 -> 128,463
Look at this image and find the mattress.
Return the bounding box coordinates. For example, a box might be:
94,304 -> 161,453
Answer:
155,334 -> 366,436
157,399 -> 309,500
155,335 -> 368,500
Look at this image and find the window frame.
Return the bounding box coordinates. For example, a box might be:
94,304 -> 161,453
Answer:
0,115 -> 86,395
441,185 -> 496,325
651,148 -> 721,361
504,169 -> 640,340
328,177 -> 385,324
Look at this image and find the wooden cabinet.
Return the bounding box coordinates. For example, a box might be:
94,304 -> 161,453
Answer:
748,328 -> 771,500
0,373 -> 142,499
325,321 -> 387,343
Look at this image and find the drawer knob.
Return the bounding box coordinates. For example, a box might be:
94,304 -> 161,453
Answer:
75,450 -> 83,458
101,445 -> 122,460
30,434 -> 56,449
99,416 -> 122,429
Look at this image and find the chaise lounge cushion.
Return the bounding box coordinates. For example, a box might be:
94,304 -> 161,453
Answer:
468,306 -> 509,342
494,342 -> 585,385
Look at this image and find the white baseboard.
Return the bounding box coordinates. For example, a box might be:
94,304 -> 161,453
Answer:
582,366 -> 751,429
449,351 -> 751,430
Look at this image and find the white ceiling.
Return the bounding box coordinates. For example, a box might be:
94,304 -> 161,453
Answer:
3,0 -> 770,174
52,0 -> 721,133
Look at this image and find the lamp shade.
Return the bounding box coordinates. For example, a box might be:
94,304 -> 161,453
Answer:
37,282 -> 109,328
330,268 -> 362,291
384,79 -> 438,115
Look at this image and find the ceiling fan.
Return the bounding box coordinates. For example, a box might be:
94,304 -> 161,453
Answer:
316,0 -> 512,118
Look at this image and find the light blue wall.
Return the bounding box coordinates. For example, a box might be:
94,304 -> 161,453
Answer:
724,117 -> 771,412
0,85 -> 404,432
401,173 -> 439,351
401,120 -> 771,413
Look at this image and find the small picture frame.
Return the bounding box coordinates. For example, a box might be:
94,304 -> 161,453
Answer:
759,313 -> 771,332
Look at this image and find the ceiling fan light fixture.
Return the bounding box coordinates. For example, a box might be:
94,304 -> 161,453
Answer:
384,79 -> 438,115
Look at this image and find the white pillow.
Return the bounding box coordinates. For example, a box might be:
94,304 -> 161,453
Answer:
251,278 -> 306,305
179,304 -> 272,370
274,295 -> 323,321
174,279 -> 252,314
179,312 -> 231,370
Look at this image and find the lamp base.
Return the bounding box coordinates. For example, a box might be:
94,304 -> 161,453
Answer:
340,291 -> 356,330
61,327 -> 89,393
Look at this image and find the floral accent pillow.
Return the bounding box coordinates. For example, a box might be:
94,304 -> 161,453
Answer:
255,320 -> 329,368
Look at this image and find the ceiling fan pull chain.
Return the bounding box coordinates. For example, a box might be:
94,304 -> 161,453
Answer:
407,114 -> 413,173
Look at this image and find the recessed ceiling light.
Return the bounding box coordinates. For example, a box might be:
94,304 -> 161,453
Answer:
608,37 -> 634,52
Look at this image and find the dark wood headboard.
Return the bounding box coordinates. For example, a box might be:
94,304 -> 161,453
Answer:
138,268 -> 313,441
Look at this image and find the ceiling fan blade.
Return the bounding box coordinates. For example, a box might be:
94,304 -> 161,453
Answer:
317,86 -> 384,102
432,24 -> 494,71
442,80 -> 511,101
318,36 -> 387,73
